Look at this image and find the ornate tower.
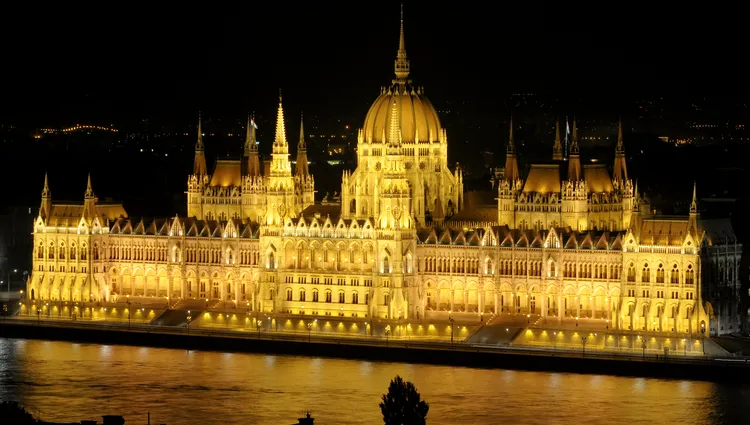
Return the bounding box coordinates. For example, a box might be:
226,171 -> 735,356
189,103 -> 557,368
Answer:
552,118 -> 563,161
567,119 -> 581,181
562,119 -> 586,230
187,113 -> 207,218
264,91 -> 297,226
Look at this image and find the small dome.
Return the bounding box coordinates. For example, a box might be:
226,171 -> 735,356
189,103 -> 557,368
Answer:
362,84 -> 442,143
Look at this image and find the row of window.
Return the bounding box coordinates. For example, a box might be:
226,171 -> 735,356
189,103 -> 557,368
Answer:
285,288 -> 369,305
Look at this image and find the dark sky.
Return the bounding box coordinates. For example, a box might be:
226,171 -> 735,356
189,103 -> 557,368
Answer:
2,1 -> 746,127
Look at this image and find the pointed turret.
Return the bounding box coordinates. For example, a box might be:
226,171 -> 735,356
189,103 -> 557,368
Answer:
246,113 -> 261,176
688,181 -> 699,236
40,172 -> 52,220
552,118 -> 563,161
296,112 -> 309,176
567,119 -> 581,181
393,4 -> 410,82
193,113 -> 207,176
83,173 -> 97,218
613,118 -> 628,182
504,117 -> 519,181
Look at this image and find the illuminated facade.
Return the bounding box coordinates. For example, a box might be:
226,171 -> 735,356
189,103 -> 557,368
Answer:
26,8 -> 739,336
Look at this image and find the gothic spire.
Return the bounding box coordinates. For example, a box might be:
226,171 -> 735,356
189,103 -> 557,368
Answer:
394,4 -> 410,82
42,172 -> 50,198
274,90 -> 288,148
193,112 -> 207,175
552,118 -> 563,161
298,111 -> 306,150
85,173 -> 94,199
296,112 -> 309,177
690,181 -> 698,214
613,117 -> 628,182
245,112 -> 257,155
567,118 -> 581,180
504,117 -> 519,181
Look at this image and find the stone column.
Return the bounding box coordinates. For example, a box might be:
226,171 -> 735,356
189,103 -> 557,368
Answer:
494,292 -> 499,314
576,297 -> 581,319
131,273 -> 136,296
477,290 -> 483,316
541,292 -> 547,318
450,290 -> 455,312
558,294 -> 563,322
181,277 -> 187,299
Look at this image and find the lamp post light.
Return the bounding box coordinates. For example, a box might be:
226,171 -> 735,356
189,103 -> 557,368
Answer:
642,339 -> 647,359
256,320 -> 263,339
606,319 -> 609,330
307,321 -> 314,342
683,338 -> 687,356
527,313 -> 530,325
385,325 -> 391,347
581,336 -> 588,357
126,299 -> 132,328
553,331 -> 557,350
448,315 -> 455,346
186,313 -> 192,335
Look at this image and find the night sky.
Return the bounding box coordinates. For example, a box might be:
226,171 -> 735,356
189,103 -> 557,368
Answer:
3,2 -> 745,128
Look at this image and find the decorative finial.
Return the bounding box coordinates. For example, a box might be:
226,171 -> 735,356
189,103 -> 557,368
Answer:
616,117 -> 624,153
507,116 -> 515,154
85,172 -> 94,198
299,111 -> 305,149
394,4 -> 410,81
690,181 -> 698,214
196,111 -> 204,151
279,88 -> 282,103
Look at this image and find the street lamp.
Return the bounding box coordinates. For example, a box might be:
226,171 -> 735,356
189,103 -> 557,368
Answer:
448,315 -> 455,346
126,299 -> 132,328
385,325 -> 391,347
186,313 -> 192,335
642,339 -> 647,359
256,320 -> 263,339
581,336 -> 588,357
307,320 -> 316,342
527,313 -> 530,325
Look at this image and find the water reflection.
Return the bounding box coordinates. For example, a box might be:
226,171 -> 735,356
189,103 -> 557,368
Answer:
0,338 -> 747,425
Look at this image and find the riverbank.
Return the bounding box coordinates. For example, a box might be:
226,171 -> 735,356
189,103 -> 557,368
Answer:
1,320 -> 748,383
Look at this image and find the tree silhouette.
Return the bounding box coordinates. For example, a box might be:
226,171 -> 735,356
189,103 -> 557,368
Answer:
0,401 -> 36,424
379,375 -> 429,425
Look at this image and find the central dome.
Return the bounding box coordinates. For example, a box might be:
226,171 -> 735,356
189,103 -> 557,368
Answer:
362,84 -> 442,144
360,6 -> 442,144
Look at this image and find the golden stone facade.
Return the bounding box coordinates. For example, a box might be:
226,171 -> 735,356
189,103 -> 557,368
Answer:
27,9 -> 739,336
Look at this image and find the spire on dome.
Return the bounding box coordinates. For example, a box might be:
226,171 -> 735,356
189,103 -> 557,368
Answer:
83,172 -> 96,219
274,90 -> 288,147
40,172 -> 52,220
388,99 -> 401,145
193,112 -> 207,175
504,117 -> 519,181
394,3 -> 410,82
613,117 -> 628,182
552,118 -> 563,161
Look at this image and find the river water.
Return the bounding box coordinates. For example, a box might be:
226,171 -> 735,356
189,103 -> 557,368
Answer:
1,338 -> 749,425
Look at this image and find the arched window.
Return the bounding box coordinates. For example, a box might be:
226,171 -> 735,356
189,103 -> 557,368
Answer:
93,244 -> 99,260
671,265 -> 680,284
299,289 -> 306,302
286,288 -> 292,301
656,264 -> 664,283
382,256 -> 390,273
268,252 -> 275,269
384,293 -> 390,305
59,242 -> 66,259
627,264 -> 636,282
686,265 -> 695,285
325,290 -> 332,303
312,289 -> 319,302
338,291 -> 345,303
350,199 -> 357,214
48,242 -> 55,259
641,263 -> 650,283
352,292 -> 359,304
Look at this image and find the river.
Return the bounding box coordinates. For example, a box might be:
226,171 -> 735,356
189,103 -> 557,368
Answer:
1,338 -> 749,424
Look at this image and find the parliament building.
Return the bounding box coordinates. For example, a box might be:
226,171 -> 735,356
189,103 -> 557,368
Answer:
26,9 -> 742,336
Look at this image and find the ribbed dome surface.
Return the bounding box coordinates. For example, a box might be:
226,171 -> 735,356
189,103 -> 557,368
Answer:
362,84 -> 442,143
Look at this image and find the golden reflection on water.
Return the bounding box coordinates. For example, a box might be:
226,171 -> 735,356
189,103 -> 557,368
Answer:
1,338 -> 749,425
